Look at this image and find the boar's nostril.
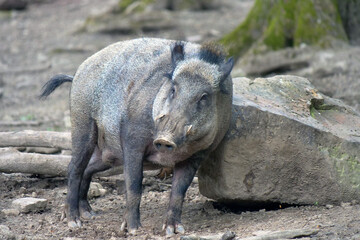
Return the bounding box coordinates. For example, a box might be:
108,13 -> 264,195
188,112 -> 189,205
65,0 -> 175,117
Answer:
153,138 -> 176,153
165,144 -> 173,150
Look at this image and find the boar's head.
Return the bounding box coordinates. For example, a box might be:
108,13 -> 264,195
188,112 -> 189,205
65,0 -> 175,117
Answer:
152,42 -> 234,163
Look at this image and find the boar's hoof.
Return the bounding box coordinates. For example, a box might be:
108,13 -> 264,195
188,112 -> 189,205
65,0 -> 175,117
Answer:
163,223 -> 185,236
79,200 -> 96,220
175,224 -> 185,234
68,219 -> 82,228
120,220 -> 140,235
80,210 -> 96,220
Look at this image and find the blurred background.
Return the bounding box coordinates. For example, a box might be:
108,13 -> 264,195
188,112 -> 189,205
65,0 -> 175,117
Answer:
0,0 -> 359,132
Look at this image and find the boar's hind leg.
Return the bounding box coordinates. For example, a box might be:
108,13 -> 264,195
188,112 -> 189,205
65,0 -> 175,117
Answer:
66,119 -> 97,228
120,146 -> 144,234
78,145 -> 111,219
164,157 -> 202,236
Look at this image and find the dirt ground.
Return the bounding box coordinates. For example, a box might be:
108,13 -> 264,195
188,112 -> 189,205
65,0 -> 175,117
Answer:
1,0 -> 360,239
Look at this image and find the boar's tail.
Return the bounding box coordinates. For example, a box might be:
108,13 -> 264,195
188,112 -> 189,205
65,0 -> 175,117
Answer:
39,74 -> 73,100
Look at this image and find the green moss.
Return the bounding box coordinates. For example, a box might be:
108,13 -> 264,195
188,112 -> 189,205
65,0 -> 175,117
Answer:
0,11 -> 12,19
117,0 -> 154,14
220,0 -> 275,59
294,0 -> 347,47
320,146 -> 360,188
263,0 -> 297,50
221,0 -> 348,60
310,105 -> 316,118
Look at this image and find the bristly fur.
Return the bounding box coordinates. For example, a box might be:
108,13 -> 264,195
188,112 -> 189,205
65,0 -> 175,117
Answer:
199,41 -> 227,65
166,41 -> 228,81
39,74 -> 73,100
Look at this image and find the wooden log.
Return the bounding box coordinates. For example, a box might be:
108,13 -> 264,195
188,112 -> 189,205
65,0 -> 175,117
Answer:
0,148 -> 161,177
0,130 -> 71,150
238,228 -> 319,240
0,148 -> 70,176
0,121 -> 41,127
180,228 -> 319,240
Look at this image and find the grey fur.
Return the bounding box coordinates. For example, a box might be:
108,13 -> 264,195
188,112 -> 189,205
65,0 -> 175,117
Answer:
42,38 -> 234,235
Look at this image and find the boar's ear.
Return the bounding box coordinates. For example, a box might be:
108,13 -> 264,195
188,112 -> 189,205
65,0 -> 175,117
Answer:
218,57 -> 234,94
171,41 -> 185,67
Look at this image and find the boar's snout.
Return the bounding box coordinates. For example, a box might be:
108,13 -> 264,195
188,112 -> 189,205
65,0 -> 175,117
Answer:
153,137 -> 177,153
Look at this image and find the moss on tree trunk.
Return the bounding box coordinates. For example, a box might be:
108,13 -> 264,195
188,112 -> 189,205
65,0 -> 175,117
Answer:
221,0 -> 348,60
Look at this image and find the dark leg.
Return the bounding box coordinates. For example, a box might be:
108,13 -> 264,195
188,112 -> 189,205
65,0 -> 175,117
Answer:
120,148 -> 144,234
78,146 -> 111,219
164,157 -> 202,236
66,120 -> 97,228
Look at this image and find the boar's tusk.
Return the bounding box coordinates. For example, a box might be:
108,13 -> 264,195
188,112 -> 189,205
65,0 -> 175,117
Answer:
186,125 -> 193,136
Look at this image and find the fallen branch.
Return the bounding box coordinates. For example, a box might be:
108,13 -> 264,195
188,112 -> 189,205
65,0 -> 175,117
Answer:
0,148 -> 70,176
0,130 -> 71,150
180,228 -> 319,240
0,121 -> 41,127
0,148 -> 162,177
0,63 -> 51,74
237,228 -> 319,240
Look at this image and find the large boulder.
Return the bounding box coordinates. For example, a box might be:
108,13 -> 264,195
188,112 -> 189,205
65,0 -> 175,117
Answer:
198,75 -> 360,206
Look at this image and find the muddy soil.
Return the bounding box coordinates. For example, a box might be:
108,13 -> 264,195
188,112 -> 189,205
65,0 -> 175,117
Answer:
1,0 -> 360,239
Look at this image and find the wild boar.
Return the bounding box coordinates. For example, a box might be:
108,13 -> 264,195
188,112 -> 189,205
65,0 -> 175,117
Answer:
40,38 -> 234,236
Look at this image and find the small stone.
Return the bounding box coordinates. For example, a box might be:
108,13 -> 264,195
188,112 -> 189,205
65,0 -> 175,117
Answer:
0,225 -> 15,240
326,204 -> 334,209
186,35 -> 203,43
31,192 -> 37,198
221,231 -> 236,240
341,202 -> 351,208
88,182 -> 107,198
12,197 -> 48,213
19,186 -> 26,194
1,208 -> 20,216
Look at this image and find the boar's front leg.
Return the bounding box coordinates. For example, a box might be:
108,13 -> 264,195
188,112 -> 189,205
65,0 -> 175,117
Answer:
120,146 -> 144,234
164,156 -> 203,236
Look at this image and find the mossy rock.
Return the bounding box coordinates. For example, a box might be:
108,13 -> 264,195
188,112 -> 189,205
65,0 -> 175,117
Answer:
199,75 -> 360,206
116,0 -> 155,15
221,0 -> 348,60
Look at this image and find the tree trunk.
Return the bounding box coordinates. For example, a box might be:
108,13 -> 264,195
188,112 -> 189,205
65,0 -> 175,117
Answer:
0,130 -> 71,150
337,0 -> 360,45
0,148 -> 70,176
221,0 -> 348,60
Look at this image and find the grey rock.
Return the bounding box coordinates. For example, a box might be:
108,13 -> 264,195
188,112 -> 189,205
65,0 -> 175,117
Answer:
199,75 -> 360,205
0,225 -> 15,240
79,10 -> 175,34
237,47 -> 313,77
1,208 -> 20,216
236,46 -> 360,114
221,231 -> 236,240
12,197 -> 47,213
88,182 -> 106,199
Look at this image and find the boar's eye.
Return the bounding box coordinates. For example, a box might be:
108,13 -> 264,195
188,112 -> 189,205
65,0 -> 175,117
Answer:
169,86 -> 176,99
198,93 -> 209,108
